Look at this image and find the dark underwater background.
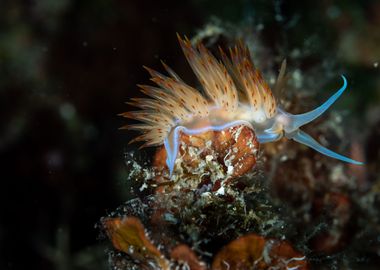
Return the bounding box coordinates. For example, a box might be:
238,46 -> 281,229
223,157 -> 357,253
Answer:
1,0 -> 379,269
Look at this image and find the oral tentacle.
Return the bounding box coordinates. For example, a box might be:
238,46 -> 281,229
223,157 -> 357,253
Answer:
289,129 -> 363,165
283,75 -> 347,133
257,130 -> 283,143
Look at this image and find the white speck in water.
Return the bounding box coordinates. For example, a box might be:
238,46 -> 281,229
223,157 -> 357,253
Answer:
59,103 -> 76,120
275,14 -> 283,22
256,24 -> 264,31
290,49 -> 301,58
292,69 -> 303,88
335,114 -> 342,123
327,6 -> 341,19
46,150 -> 63,169
374,62 -> 379,68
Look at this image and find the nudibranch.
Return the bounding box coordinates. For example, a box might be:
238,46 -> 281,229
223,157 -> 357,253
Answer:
121,34 -> 363,176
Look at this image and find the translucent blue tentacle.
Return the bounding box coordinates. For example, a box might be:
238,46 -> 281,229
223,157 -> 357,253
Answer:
257,131 -> 283,143
164,128 -> 181,176
291,129 -> 363,165
284,75 -> 347,133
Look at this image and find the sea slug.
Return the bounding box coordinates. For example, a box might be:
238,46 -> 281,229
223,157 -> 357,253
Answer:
121,34 -> 363,175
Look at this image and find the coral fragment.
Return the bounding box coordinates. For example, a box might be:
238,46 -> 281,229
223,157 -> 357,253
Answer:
212,234 -> 309,270
103,216 -> 170,270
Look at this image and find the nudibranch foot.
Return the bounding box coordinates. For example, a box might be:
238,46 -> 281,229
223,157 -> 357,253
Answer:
153,124 -> 259,192
164,120 -> 253,176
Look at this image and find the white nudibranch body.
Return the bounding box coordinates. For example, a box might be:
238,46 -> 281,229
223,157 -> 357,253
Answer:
121,34 -> 363,175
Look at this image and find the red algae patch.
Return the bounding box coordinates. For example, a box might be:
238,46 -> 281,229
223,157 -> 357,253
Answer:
212,234 -> 309,270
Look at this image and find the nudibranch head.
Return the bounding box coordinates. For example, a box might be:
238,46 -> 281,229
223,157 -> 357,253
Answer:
121,34 -> 363,176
